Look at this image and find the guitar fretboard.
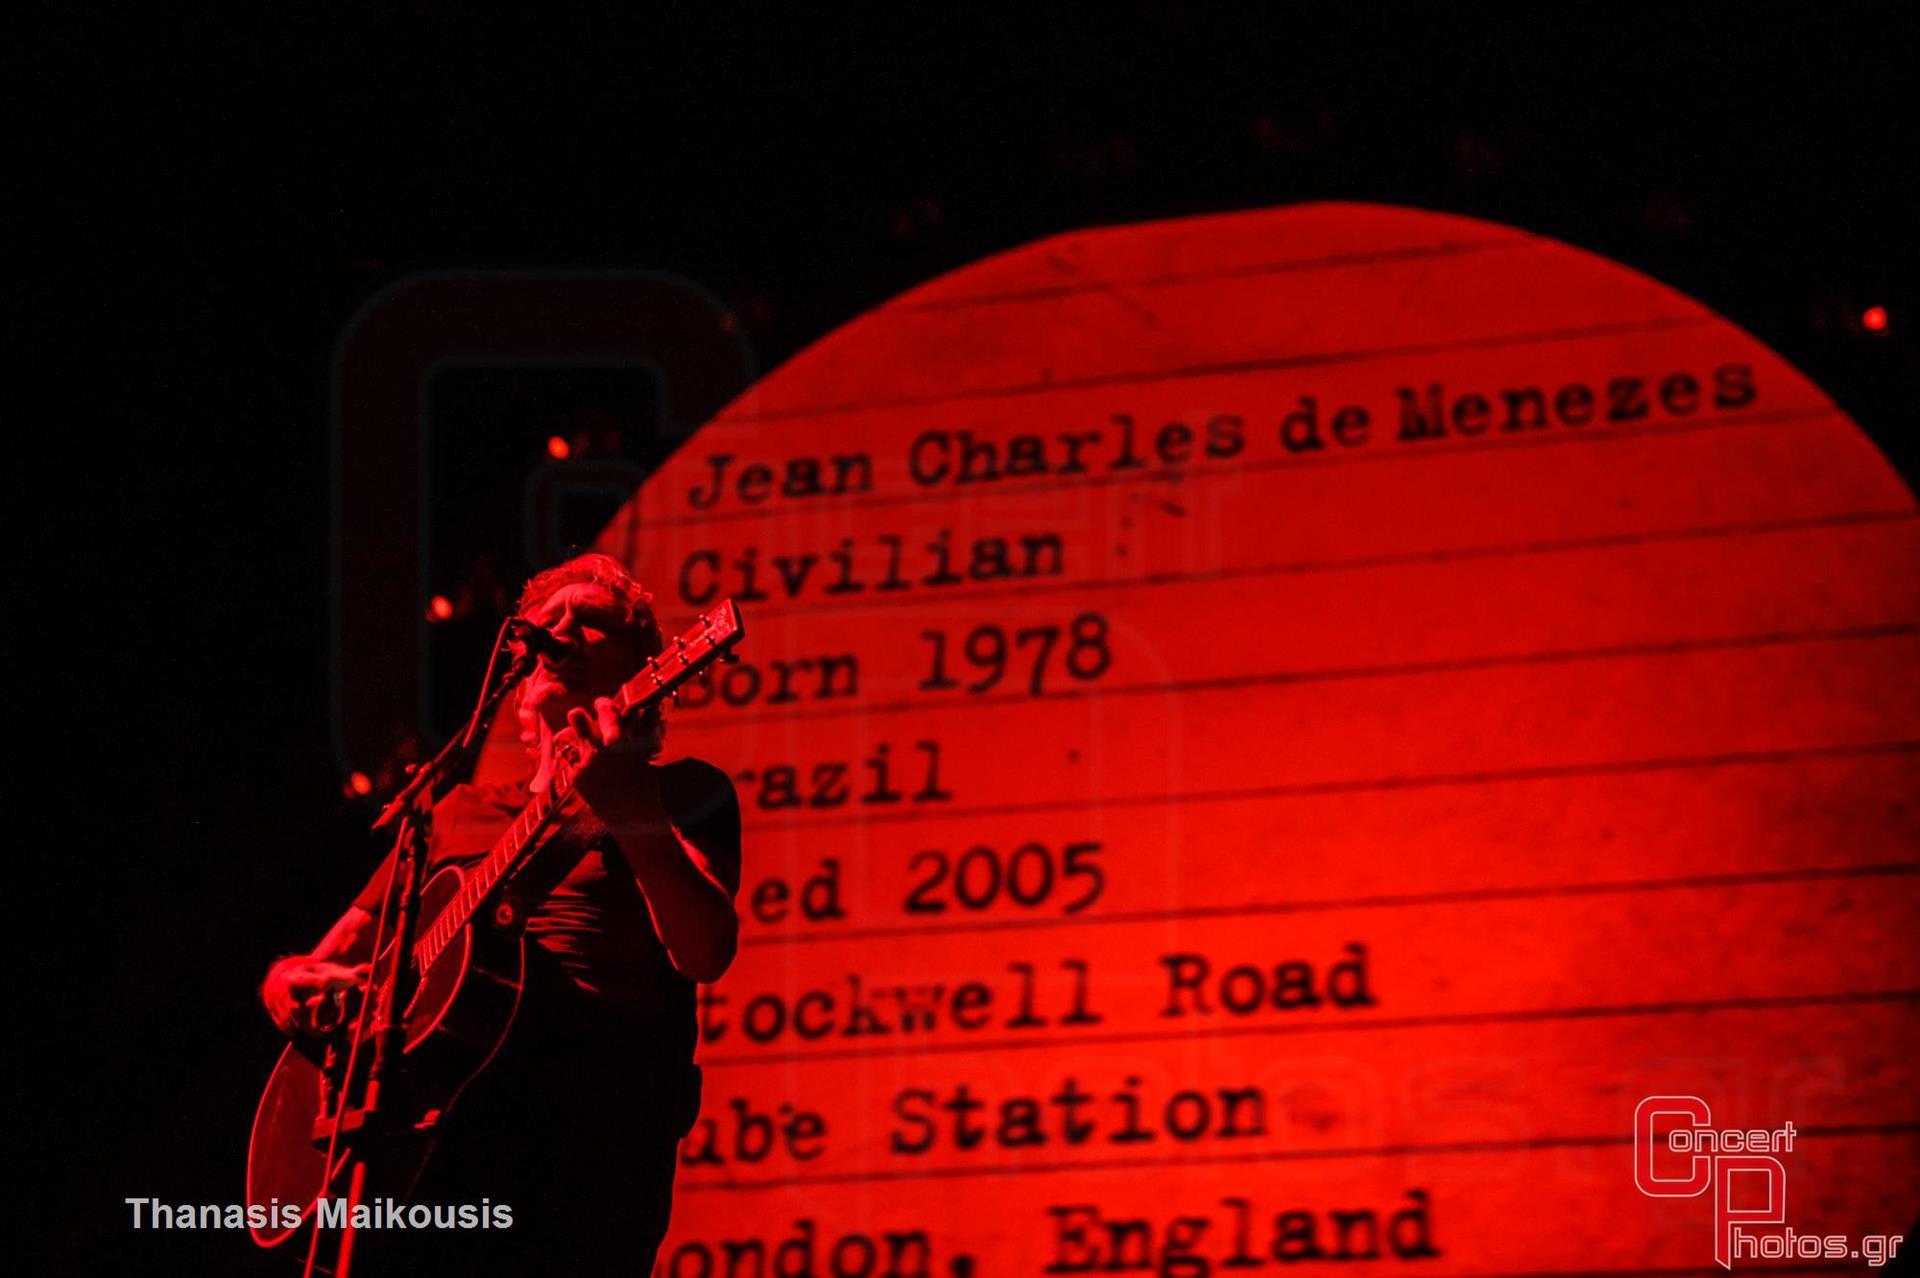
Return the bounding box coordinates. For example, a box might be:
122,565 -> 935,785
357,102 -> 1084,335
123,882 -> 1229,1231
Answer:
411,750 -> 581,973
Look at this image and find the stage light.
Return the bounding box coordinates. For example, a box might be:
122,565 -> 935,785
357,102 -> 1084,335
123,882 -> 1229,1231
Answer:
547,435 -> 572,459
346,772 -> 373,797
427,594 -> 454,621
1861,305 -> 1888,333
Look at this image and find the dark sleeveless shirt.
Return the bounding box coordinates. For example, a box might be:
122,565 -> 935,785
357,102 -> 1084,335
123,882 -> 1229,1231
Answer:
351,758 -> 739,1069
344,761 -> 737,1274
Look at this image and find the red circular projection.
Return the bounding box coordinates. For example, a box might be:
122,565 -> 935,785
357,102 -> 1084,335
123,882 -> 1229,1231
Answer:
497,203 -> 1919,1274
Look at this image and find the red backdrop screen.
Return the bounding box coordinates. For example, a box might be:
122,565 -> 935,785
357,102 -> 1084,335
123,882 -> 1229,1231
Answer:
491,202 -> 1919,1275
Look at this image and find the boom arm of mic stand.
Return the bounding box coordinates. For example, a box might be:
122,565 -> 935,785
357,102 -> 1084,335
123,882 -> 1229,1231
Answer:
372,650 -> 536,831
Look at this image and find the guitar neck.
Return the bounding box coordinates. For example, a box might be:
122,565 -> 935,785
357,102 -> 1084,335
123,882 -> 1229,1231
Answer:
411,751 -> 581,973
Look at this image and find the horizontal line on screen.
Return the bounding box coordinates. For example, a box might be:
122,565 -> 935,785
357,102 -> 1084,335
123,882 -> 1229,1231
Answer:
669,506 -> 1916,623
732,740 -> 1920,834
696,988 -> 1920,1070
678,1119 -> 1920,1193
896,236 -> 1531,312
688,620 -> 1915,731
740,862 -> 1919,950
712,313 -> 1719,426
645,396 -> 1824,531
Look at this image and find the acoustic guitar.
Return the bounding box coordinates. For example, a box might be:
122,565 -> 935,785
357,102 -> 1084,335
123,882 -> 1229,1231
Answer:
245,599 -> 743,1247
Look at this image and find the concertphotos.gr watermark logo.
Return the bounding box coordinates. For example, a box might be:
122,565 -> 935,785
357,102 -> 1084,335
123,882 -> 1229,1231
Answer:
1634,1096 -> 1903,1269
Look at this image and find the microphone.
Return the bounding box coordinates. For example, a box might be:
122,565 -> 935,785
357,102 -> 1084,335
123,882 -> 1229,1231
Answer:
505,618 -> 576,665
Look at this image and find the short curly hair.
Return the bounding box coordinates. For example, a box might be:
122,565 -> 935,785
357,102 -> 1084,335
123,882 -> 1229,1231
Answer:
516,552 -> 664,658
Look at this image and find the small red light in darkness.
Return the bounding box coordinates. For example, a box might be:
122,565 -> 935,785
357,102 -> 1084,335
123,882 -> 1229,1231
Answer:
428,595 -> 454,621
1861,305 -> 1888,332
547,435 -> 572,459
347,772 -> 373,796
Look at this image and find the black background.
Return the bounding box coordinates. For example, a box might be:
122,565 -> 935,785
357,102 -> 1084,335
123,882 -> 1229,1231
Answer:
25,6 -> 1918,1271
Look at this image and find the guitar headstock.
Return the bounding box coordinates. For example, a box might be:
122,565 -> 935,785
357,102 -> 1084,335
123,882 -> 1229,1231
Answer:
547,601 -> 744,774
613,599 -> 746,716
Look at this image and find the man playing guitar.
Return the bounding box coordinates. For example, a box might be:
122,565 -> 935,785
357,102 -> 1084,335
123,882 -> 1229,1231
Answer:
261,553 -> 743,1274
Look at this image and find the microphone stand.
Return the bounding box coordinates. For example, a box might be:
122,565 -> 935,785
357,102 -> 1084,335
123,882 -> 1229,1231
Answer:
306,619 -> 538,1278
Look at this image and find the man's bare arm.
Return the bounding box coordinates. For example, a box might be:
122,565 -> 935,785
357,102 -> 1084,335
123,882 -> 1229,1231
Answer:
584,761 -> 741,983
567,699 -> 743,984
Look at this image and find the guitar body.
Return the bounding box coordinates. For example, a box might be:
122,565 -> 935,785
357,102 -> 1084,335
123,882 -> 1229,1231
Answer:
244,598 -> 745,1249
245,864 -> 528,1247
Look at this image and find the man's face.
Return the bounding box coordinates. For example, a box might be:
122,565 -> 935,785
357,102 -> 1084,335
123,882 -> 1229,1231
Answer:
515,581 -> 650,747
